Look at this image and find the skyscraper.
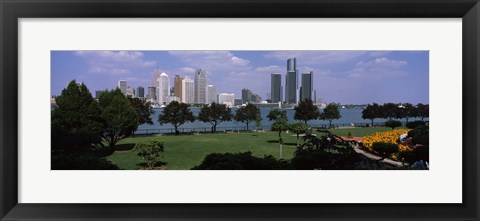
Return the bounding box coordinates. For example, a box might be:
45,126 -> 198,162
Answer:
126,87 -> 135,98
285,58 -> 298,104
147,86 -> 156,102
157,72 -> 170,105
174,75 -> 184,102
300,71 -> 313,101
137,86 -> 145,98
241,88 -> 252,104
270,73 -> 282,103
117,80 -> 127,95
182,77 -> 194,104
206,85 -> 217,104
194,69 -> 207,104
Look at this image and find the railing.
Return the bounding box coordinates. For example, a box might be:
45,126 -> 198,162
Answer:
134,121 -> 421,135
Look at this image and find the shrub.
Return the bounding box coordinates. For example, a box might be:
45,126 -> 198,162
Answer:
133,140 -> 165,169
192,152 -> 290,170
406,120 -> 426,129
51,153 -> 118,170
372,142 -> 399,157
384,120 -> 402,130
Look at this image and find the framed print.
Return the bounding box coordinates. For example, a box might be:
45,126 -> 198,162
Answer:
1,0 -> 479,220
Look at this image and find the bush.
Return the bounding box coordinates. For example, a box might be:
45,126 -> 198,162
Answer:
397,146 -> 429,165
192,152 -> 290,170
384,120 -> 402,130
372,142 -> 399,157
133,140 -> 165,169
406,120 -> 426,129
51,153 -> 118,170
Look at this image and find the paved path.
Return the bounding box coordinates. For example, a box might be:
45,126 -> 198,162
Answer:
350,142 -> 406,167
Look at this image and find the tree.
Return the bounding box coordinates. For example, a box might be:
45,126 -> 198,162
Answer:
289,122 -> 309,146
403,103 -> 416,123
384,120 -> 402,130
128,97 -> 154,125
362,103 -> 381,126
394,104 -> 407,121
294,99 -> 319,124
51,80 -> 103,150
234,103 -> 260,131
319,103 -> 341,128
133,140 -> 165,169
99,89 -> 139,152
198,103 -> 232,133
267,109 -> 286,121
416,103 -> 429,121
158,101 -> 195,135
268,109 -> 289,158
381,103 -> 398,120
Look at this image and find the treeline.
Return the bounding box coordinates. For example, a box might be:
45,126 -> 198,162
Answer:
361,103 -> 429,125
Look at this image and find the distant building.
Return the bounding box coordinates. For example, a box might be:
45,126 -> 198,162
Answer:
271,73 -> 283,103
95,90 -> 107,99
174,75 -> 184,102
117,80 -> 127,95
206,85 -> 217,104
182,77 -> 194,104
157,72 -> 170,105
165,95 -> 179,104
316,96 -> 323,104
241,88 -> 252,104
217,93 -> 235,107
126,87 -> 135,98
300,71 -> 313,101
250,94 -> 261,103
194,69 -> 207,104
285,58 -> 298,104
147,86 -> 156,102
136,86 -> 144,98
234,98 -> 243,106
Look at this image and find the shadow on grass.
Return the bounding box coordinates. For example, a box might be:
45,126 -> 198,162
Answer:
136,161 -> 167,169
114,143 -> 135,151
266,140 -> 298,146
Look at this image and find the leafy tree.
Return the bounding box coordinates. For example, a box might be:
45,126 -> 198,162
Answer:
416,103 -> 429,121
381,103 -> 398,120
128,97 -> 154,125
294,99 -> 319,124
198,103 -> 232,133
289,122 -> 309,146
403,103 -> 417,123
255,112 -> 262,132
384,119 -> 402,130
99,89 -> 140,152
319,103 -> 341,128
133,140 -> 165,169
362,103 -> 381,126
158,101 -> 195,135
234,103 -> 260,130
268,109 -> 289,158
51,80 -> 103,150
394,104 -> 407,121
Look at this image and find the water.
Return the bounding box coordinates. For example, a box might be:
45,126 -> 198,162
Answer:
136,108 -> 427,134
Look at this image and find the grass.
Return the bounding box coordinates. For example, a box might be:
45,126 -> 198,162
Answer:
106,126 -> 398,170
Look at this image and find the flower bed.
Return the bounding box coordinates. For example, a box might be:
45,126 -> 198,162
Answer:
362,129 -> 412,160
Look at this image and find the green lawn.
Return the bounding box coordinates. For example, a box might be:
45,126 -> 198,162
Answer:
106,126 -> 398,170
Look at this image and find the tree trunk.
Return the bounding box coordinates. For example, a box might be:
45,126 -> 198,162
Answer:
296,134 -> 299,146
329,120 -> 333,128
246,122 -> 249,131
371,119 -> 374,127
175,126 -> 179,136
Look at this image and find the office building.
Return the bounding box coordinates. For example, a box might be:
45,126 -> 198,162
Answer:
174,75 -> 184,102
250,94 -> 261,103
241,88 -> 252,104
117,80 -> 127,95
147,86 -> 156,102
285,58 -> 298,104
182,77 -> 194,104
156,72 -> 170,105
300,71 -> 313,101
126,87 -> 135,98
194,69 -> 207,104
206,85 -> 217,104
136,86 -> 144,98
165,96 -> 179,104
234,98 -> 243,106
95,90 -> 107,99
270,73 -> 282,103
217,93 -> 235,107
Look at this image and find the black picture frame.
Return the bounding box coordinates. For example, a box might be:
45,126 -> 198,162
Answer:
1,0 -> 479,220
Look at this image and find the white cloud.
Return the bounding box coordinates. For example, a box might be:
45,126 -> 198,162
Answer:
348,57 -> 408,78
168,51 -> 250,72
75,51 -> 157,75
356,57 -> 407,68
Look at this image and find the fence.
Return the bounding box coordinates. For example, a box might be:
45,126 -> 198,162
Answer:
133,121 -> 412,135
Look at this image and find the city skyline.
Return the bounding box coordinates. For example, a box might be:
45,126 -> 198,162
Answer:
51,50 -> 429,104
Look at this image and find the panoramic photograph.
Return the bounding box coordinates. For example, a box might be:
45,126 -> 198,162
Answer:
51,50 -> 429,170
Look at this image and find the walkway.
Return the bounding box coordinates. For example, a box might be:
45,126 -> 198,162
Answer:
350,142 -> 406,167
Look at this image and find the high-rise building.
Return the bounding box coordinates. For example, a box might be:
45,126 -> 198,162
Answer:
157,72 -> 170,105
165,96 -> 179,104
136,86 -> 145,98
250,94 -> 261,103
285,58 -> 298,104
126,87 -> 135,98
206,85 -> 217,104
241,88 -> 252,104
234,98 -> 243,106
194,69 -> 207,104
217,93 -> 235,107
182,77 -> 194,104
95,90 -> 107,99
174,75 -> 184,102
300,71 -> 313,101
117,80 -> 127,94
270,73 -> 282,103
147,86 -> 156,102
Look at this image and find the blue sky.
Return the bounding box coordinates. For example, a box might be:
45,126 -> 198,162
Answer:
51,50 -> 429,104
